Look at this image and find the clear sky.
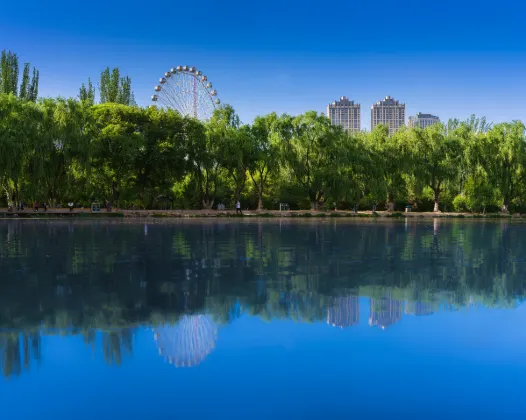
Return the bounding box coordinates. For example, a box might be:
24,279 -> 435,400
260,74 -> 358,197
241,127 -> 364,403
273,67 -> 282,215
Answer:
2,0 -> 525,129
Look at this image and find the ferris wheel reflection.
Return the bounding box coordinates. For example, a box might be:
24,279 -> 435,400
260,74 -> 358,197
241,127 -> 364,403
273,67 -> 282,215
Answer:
153,314 -> 218,368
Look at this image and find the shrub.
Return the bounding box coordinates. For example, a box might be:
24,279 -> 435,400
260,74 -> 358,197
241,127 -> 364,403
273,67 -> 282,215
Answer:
452,195 -> 469,212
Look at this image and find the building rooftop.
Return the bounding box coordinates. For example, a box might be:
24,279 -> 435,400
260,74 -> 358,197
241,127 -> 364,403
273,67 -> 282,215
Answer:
329,96 -> 358,106
372,96 -> 404,107
414,112 -> 439,119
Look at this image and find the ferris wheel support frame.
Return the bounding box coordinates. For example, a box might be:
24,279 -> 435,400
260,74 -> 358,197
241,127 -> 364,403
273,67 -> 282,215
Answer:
150,65 -> 220,121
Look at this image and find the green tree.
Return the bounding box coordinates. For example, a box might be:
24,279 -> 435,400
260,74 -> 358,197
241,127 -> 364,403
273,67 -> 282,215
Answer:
0,94 -> 42,204
365,124 -> 409,211
0,50 -> 39,101
407,124 -> 462,212
248,113 -> 282,210
98,67 -> 135,106
282,111 -> 346,210
79,78 -> 96,105
134,106 -> 187,207
87,103 -> 145,206
37,98 -> 92,205
185,116 -> 221,209
481,121 -> 526,212
209,106 -> 251,204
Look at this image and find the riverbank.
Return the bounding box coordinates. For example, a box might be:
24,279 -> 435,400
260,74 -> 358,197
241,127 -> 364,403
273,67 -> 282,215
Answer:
0,208 -> 524,219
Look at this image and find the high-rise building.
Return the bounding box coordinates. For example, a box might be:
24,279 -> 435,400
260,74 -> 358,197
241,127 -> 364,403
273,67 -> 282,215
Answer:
408,112 -> 440,129
371,96 -> 405,135
327,96 -> 361,133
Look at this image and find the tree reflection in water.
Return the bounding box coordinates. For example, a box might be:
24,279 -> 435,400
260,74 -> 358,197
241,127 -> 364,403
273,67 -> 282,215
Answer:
1,219 -> 526,377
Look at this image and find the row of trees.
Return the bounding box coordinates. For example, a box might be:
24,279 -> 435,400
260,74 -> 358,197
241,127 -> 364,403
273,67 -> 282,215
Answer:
0,50 -> 39,101
1,49 -> 526,212
2,91 -> 525,212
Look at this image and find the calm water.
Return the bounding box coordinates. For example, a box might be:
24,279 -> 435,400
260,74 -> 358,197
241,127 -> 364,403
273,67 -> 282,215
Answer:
1,219 -> 526,419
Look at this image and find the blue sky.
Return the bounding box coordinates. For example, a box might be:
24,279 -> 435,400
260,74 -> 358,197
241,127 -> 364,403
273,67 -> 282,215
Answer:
2,0 -> 525,129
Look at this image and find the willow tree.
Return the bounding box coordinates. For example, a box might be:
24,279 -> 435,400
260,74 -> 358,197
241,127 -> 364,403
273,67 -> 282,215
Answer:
282,111 -> 346,210
134,106 -> 186,207
0,94 -> 42,203
0,50 -> 39,101
87,103 -> 144,206
481,121 -> 526,212
247,113 -> 282,210
364,124 -> 409,211
209,105 -> 251,204
185,116 -> 220,209
408,123 -> 462,212
38,98 -> 92,205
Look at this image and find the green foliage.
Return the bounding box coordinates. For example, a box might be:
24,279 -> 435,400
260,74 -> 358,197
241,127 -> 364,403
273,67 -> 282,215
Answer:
98,67 -> 135,106
452,194 -> 468,212
0,50 -> 39,101
79,78 -> 96,105
1,79 -> 526,213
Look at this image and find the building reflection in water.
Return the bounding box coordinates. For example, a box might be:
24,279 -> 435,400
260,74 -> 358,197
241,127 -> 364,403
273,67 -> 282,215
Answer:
369,296 -> 403,329
327,296 -> 359,328
153,314 -> 218,368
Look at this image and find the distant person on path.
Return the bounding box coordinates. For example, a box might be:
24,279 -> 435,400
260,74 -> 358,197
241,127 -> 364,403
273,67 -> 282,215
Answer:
68,202 -> 74,212
43,202 -> 48,212
236,201 -> 242,214
34,201 -> 39,212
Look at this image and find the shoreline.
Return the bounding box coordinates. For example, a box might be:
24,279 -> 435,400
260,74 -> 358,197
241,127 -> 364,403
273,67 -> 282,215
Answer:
0,208 -> 523,219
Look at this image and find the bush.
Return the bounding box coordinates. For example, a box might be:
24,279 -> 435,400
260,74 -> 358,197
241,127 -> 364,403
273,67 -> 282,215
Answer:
452,195 -> 469,212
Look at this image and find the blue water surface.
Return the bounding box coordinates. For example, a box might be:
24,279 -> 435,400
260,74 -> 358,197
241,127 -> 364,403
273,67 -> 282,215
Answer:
1,219 -> 525,419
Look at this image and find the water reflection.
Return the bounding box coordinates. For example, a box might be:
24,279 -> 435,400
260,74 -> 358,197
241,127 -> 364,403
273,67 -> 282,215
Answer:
1,219 -> 526,378
153,314 -> 218,368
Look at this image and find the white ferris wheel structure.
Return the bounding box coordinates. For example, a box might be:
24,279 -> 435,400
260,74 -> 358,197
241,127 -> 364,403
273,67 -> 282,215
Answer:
151,65 -> 220,121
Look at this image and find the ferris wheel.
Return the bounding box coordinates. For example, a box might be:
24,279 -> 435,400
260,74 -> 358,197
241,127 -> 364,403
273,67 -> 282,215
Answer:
153,314 -> 218,368
151,65 -> 220,121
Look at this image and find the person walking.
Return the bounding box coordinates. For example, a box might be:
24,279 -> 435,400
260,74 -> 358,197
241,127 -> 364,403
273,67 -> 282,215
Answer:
43,202 -> 48,212
34,201 -> 39,212
68,202 -> 74,212
236,201 -> 242,215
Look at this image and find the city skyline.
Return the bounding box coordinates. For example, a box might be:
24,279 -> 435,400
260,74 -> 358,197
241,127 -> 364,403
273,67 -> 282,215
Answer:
328,96 -> 442,133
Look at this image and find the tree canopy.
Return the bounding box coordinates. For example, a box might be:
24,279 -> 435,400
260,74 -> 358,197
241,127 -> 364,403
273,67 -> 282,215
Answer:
2,89 -> 526,213
1,50 -> 525,212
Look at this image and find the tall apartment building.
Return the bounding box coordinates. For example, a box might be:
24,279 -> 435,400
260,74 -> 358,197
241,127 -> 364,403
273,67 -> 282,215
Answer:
326,96 -> 361,133
370,96 -> 405,135
408,112 -> 440,129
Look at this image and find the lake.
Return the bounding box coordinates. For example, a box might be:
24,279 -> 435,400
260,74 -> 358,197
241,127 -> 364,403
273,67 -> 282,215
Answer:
1,219 -> 526,419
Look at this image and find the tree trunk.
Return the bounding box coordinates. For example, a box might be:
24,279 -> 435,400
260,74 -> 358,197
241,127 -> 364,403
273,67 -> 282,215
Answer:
112,180 -> 119,208
202,199 -> 214,210
501,198 -> 509,213
433,190 -> 440,212
310,201 -> 318,211
257,195 -> 263,211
